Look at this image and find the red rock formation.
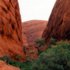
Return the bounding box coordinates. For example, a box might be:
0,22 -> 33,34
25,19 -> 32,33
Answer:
22,20 -> 47,59
23,20 -> 47,45
43,0 -> 70,43
0,60 -> 20,70
0,0 -> 26,61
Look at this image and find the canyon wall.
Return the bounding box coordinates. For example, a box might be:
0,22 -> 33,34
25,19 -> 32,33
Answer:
43,0 -> 70,43
0,0 -> 26,61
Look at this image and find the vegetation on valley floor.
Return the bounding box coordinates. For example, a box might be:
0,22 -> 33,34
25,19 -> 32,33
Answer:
0,39 -> 70,70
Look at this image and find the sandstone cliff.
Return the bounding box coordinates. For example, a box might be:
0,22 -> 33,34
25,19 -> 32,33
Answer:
0,0 -> 26,61
43,0 -> 70,43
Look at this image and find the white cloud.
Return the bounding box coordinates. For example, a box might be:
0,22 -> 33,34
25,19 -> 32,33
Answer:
18,0 -> 56,22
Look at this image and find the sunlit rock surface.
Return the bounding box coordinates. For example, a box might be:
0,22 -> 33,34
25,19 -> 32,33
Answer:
0,0 -> 26,61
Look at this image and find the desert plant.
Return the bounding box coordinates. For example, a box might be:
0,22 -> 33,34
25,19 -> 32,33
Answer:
1,42 -> 70,70
0,55 -> 33,70
14,54 -> 22,60
0,55 -> 11,64
31,42 -> 70,70
35,38 -> 45,47
23,45 -> 27,54
50,37 -> 57,45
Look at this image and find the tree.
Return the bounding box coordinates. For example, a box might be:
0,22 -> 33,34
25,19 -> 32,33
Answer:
31,42 -> 70,70
35,38 -> 45,47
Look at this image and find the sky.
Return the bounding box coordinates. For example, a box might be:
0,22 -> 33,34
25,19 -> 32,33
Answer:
18,0 -> 56,22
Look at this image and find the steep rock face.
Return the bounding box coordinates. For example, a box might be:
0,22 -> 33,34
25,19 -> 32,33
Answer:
0,0 -> 26,61
22,20 -> 47,59
43,0 -> 70,43
0,0 -> 22,44
0,61 -> 20,70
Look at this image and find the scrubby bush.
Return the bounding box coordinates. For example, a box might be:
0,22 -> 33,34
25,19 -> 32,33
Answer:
14,54 -> 22,60
31,42 -> 70,70
50,37 -> 57,45
35,38 -> 45,54
0,55 -> 11,64
0,55 -> 33,70
35,38 -> 45,47
23,45 -> 27,54
0,42 -> 70,70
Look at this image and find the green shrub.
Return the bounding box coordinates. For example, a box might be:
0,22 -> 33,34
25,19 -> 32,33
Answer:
0,55 -> 11,64
35,38 -> 45,54
0,55 -> 33,70
23,45 -> 27,54
0,42 -> 70,70
31,42 -> 70,70
35,38 -> 45,47
14,54 -> 22,60
50,37 -> 57,45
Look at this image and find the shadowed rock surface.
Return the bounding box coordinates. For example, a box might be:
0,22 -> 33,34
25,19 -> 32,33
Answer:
43,0 -> 70,43
0,0 -> 26,61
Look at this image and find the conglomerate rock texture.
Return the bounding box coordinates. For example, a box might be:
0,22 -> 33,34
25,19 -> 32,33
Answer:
0,0 -> 26,61
43,0 -> 70,43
